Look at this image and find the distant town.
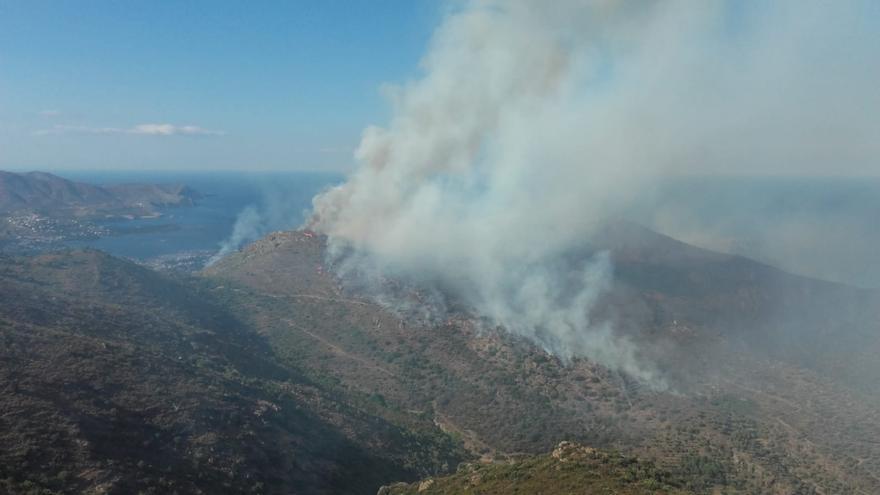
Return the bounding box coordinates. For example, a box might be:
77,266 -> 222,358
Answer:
0,170 -> 200,257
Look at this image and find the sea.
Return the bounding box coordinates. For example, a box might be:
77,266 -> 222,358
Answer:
57,170 -> 343,269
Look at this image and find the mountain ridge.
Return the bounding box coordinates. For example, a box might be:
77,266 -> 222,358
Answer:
0,170 -> 200,218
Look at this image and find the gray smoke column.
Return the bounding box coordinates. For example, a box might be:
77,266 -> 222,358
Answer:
309,0 -> 880,387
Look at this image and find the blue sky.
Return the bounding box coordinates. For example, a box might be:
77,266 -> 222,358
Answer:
0,1 -> 443,171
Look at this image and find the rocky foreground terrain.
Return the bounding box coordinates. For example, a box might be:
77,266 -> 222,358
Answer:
1,223 -> 879,494
380,441 -> 696,495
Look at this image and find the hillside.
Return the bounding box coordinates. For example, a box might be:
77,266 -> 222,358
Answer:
205,225 -> 880,494
0,250 -> 465,494
0,171 -> 200,218
2,223 -> 878,494
591,221 -> 880,393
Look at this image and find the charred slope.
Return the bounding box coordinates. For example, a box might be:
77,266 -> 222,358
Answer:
206,227 -> 880,494
0,250 -> 465,495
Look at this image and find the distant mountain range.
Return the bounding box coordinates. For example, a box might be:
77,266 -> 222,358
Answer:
0,171 -> 200,218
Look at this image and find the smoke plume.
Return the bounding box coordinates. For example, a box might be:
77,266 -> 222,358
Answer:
309,0 -> 880,386
209,173 -> 340,266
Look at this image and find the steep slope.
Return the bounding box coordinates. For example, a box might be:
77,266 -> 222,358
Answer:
0,250 -> 465,495
205,226 -> 880,494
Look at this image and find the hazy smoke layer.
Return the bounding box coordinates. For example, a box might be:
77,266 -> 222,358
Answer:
631,177 -> 880,289
310,0 -> 880,385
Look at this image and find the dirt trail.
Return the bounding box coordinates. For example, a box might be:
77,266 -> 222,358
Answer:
432,409 -> 497,463
269,293 -> 373,306
280,318 -> 395,377
721,379 -> 802,412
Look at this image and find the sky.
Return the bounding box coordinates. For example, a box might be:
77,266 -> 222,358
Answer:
0,0 -> 442,171
0,1 -> 877,175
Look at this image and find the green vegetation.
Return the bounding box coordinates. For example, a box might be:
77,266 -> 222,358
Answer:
382,442 -> 694,495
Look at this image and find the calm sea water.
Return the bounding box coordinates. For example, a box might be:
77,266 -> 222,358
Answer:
59,171 -> 342,261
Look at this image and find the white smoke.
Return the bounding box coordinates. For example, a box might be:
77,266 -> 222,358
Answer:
309,0 -> 880,386
207,206 -> 264,266
209,175 -> 338,266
